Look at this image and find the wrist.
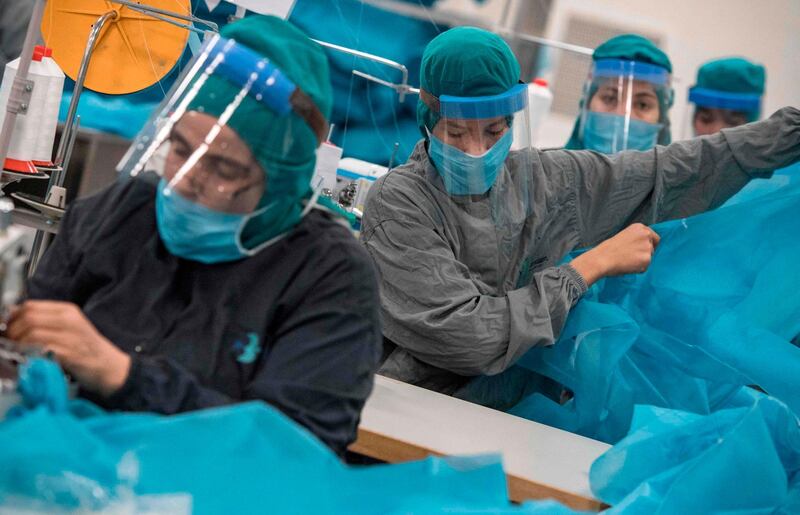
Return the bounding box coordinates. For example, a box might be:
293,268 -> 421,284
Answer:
98,346 -> 131,397
570,249 -> 608,287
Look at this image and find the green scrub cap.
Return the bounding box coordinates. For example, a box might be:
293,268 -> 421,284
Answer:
187,15 -> 333,248
565,34 -> 673,150
417,27 -> 520,139
693,57 -> 765,121
593,34 -> 672,73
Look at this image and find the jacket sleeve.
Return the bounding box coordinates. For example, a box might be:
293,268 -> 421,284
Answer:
103,234 -> 382,457
363,214 -> 587,377
545,106 -> 800,246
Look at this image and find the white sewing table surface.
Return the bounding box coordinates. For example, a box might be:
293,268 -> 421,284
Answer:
351,375 -> 610,511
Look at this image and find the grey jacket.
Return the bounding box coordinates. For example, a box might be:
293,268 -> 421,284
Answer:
361,107 -> 800,395
0,0 -> 35,82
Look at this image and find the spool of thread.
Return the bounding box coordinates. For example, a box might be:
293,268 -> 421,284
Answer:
32,47 -> 64,165
511,78 -> 553,149
313,141 -> 343,191
0,45 -> 65,172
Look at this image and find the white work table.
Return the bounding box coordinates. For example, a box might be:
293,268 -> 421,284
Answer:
351,375 -> 610,511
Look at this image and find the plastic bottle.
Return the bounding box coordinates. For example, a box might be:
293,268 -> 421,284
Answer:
527,78 -> 553,145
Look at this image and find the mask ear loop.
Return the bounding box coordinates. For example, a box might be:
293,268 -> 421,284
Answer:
234,178 -> 325,258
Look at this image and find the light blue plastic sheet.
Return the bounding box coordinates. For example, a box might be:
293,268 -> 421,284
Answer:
0,359 -> 583,514
723,162 -> 800,207
511,168 -> 800,443
590,394 -> 800,514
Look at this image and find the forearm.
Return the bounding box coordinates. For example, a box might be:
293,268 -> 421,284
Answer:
99,354 -> 233,413
563,107 -> 800,245
384,264 -> 587,376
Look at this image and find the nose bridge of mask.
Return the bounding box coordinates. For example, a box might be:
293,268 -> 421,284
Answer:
427,127 -> 514,196
427,127 -> 498,159
583,111 -> 662,153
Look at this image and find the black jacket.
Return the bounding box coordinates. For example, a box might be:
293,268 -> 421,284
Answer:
28,179 -> 382,457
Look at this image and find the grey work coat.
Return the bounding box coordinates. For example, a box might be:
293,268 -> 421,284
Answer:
361,107 -> 800,398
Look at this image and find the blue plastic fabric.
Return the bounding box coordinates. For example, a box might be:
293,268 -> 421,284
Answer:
511,171 -> 800,443
688,86 -> 762,112
591,394 -> 800,514
723,162 -> 800,208
0,358 -> 582,514
593,59 -> 670,86
439,84 -> 529,119
58,91 -> 157,140
289,0 -> 444,165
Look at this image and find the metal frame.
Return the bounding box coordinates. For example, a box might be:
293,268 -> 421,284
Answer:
360,0 -> 593,56
53,10 -> 118,184
114,0 -> 219,34
0,0 -> 47,185
312,39 -> 418,102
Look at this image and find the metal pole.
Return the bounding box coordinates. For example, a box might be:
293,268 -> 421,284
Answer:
115,3 -> 214,35
0,0 -> 47,186
311,39 -> 413,101
360,0 -> 594,56
26,114 -> 77,277
113,0 -> 219,32
26,230 -> 52,278
53,10 -> 118,171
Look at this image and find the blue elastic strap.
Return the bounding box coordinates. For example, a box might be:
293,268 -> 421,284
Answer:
205,36 -> 297,116
337,169 -> 377,182
688,87 -> 761,112
439,83 -> 529,119
593,58 -> 671,86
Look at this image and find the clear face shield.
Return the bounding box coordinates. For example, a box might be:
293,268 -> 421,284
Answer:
684,87 -> 760,138
116,34 -> 327,262
423,83 -> 532,196
577,59 -> 672,154
421,84 -> 546,290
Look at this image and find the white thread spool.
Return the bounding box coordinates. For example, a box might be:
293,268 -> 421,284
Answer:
0,45 -> 64,170
313,141 -> 344,191
511,78 -> 553,149
32,47 -> 65,164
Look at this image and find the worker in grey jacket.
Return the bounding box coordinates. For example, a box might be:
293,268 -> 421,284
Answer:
360,26 -> 800,403
0,0 -> 35,82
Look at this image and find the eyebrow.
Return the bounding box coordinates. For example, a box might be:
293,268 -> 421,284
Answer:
171,125 -> 252,169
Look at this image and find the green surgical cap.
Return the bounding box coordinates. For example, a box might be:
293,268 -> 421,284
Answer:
187,15 -> 333,247
694,57 -> 765,121
696,57 -> 765,95
593,34 -> 672,73
417,26 -> 520,138
565,33 -> 673,150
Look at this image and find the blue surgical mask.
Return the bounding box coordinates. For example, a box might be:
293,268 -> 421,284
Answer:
155,179 -> 321,264
427,129 -> 513,195
582,111 -> 663,154
155,180 -> 253,264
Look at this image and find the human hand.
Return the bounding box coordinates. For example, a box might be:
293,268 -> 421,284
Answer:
6,301 -> 130,397
571,223 -> 660,285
